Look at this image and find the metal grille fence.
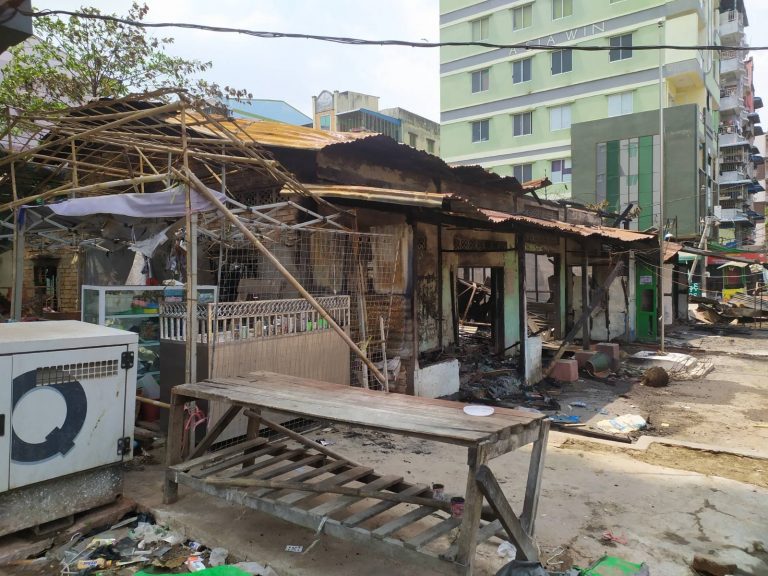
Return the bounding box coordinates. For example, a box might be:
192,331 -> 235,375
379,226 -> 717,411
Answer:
189,221 -> 403,393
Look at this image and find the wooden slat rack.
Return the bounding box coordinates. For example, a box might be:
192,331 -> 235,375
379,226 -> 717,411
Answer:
165,371 -> 550,575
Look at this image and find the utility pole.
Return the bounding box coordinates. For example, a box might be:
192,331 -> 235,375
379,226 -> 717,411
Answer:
658,19 -> 666,354
688,216 -> 711,294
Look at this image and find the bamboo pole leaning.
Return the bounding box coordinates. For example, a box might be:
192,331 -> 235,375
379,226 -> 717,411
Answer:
175,166 -> 388,388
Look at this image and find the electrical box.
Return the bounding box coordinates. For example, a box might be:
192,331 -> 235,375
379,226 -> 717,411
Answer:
0,321 -> 138,537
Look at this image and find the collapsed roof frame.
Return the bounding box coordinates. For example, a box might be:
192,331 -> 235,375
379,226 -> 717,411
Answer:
0,89 -> 387,387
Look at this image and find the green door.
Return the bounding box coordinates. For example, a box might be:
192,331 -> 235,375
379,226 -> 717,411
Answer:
636,261 -> 657,342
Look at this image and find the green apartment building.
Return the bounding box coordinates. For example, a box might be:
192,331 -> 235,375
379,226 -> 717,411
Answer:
439,0 -> 721,223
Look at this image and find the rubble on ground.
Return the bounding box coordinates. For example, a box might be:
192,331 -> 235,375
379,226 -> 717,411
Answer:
2,513 -> 279,576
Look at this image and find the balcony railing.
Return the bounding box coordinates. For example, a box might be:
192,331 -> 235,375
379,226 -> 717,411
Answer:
719,170 -> 748,183
719,10 -> 745,39
160,295 -> 351,343
720,57 -> 746,77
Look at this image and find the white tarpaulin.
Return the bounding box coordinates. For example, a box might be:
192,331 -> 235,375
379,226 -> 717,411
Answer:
48,185 -> 226,218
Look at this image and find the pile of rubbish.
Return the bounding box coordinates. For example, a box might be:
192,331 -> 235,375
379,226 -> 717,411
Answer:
689,293 -> 768,324
35,514 -> 279,575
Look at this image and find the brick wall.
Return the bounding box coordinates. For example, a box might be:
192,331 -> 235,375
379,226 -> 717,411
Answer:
23,248 -> 81,314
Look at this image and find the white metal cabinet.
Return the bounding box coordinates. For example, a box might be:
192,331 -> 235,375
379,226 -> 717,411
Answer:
0,356 -> 10,493
9,346 -> 132,489
0,321 -> 137,492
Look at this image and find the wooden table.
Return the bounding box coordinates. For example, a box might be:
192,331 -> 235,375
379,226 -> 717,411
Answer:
164,371 -> 549,575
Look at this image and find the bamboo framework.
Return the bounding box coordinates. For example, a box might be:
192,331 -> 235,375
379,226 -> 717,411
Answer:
0,89 -> 388,387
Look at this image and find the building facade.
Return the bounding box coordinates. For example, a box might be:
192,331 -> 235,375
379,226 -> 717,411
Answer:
312,90 -> 440,155
714,0 -> 765,248
439,0 -> 720,203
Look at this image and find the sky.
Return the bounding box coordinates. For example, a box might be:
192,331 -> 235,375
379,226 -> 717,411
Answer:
31,1 -> 768,121
33,0 -> 442,120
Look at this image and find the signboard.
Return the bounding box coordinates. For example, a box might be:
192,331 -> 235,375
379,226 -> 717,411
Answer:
639,275 -> 653,285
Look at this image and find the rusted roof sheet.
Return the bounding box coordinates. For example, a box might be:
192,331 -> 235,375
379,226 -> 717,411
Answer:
300,185 -> 655,244
664,242 -> 683,262
303,184 -> 448,207
479,210 -> 656,243
167,113 -> 371,150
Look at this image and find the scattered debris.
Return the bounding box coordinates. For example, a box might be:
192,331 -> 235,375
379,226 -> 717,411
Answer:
595,414 -> 647,435
690,554 -> 738,576
641,366 -> 669,388
284,545 -> 304,553
550,414 -> 581,424
600,531 -> 628,545
497,540 -> 518,560
31,513 -> 279,575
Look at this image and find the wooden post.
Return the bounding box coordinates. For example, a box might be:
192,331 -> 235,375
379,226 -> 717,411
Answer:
475,465 -> 538,561
520,419 -> 550,536
517,234 -> 528,379
164,393 -> 187,504
581,250 -> 590,350
11,213 -> 23,321
455,444 -> 488,573
243,407 -> 262,468
70,140 -> 78,192
379,316 -> 389,393
7,107 -> 22,321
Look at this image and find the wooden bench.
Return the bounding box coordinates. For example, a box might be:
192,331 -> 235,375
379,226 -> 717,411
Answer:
164,370 -> 549,575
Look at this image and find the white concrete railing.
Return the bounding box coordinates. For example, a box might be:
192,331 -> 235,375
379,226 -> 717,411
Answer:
160,296 -> 351,343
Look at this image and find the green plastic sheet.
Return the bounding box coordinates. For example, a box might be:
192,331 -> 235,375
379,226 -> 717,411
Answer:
136,567 -> 251,576
581,555 -> 649,576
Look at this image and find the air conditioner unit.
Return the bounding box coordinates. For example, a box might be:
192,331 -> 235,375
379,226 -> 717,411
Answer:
0,321 -> 138,537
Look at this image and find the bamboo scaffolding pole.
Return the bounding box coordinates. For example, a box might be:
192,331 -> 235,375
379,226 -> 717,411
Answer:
0,173 -> 170,212
176,166 -> 388,387
16,153 -> 135,179
135,147 -> 162,176
181,103 -> 198,388
0,101 -> 182,167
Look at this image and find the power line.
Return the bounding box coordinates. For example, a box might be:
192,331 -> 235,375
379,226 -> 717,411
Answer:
18,8 -> 768,53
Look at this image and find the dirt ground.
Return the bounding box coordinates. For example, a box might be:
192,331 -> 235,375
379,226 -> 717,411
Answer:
3,324 -> 768,576
542,325 -> 768,455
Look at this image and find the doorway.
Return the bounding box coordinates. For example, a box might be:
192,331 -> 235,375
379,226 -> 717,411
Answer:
636,261 -> 657,341
456,266 -> 504,354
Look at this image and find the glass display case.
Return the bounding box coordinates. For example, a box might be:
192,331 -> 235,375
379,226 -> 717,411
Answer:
81,285 -> 217,386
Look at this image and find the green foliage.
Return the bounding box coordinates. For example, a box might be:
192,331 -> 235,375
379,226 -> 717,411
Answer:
0,2 -> 250,114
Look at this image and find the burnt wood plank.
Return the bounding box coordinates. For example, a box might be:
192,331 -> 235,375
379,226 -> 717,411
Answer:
308,475 -> 402,516
278,466 -> 373,505
442,519 -> 501,560
171,371 -> 542,446
475,465 -> 538,561
229,454 -> 326,480
187,405 -> 242,460
256,460 -> 348,499
371,506 -> 435,539
172,437 -> 268,473
341,484 -> 430,527
405,516 -> 462,550
192,442 -> 288,478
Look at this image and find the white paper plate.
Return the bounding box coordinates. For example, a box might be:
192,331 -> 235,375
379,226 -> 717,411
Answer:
463,405 -> 495,417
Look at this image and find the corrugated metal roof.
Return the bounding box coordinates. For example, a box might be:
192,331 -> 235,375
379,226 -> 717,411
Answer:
167,113 -> 371,150
298,185 -> 654,244
479,209 -> 656,243
302,184 -> 448,207
221,98 -> 312,126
